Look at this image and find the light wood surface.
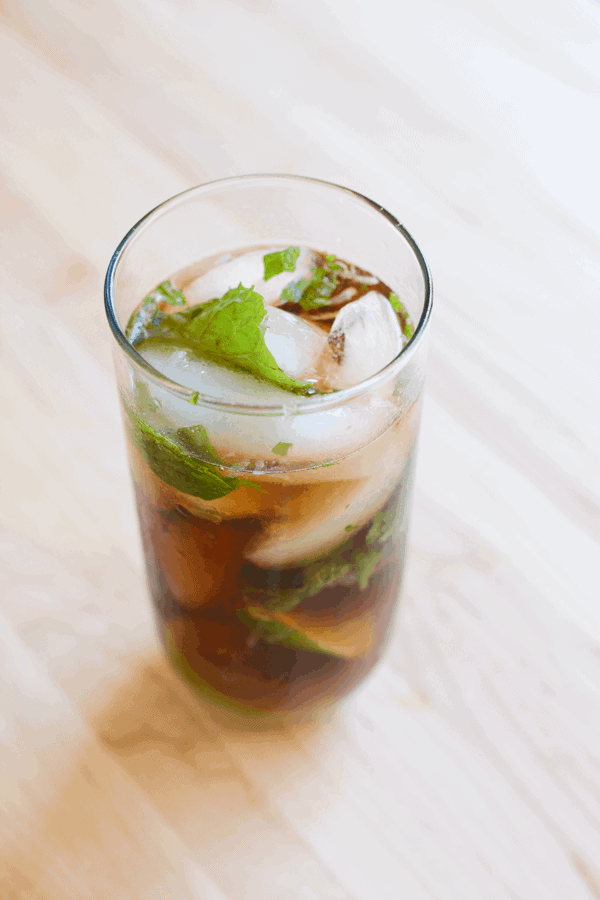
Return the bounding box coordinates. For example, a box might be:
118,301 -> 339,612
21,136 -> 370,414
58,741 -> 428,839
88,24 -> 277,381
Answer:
2,2 -> 600,898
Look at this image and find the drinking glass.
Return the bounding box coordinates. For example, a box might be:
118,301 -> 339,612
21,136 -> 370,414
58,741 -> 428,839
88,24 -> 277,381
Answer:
105,175 -> 432,720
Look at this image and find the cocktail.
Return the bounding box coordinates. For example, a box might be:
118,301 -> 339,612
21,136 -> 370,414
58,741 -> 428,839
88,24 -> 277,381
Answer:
104,176 -> 432,717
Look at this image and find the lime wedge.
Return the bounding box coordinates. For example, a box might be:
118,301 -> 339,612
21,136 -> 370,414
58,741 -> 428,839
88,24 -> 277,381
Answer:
238,606 -> 373,659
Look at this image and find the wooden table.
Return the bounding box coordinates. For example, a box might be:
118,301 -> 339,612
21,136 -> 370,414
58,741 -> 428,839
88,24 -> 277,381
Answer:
2,2 -> 599,897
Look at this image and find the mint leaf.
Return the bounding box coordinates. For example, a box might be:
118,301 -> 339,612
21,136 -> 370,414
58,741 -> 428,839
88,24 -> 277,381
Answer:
184,284 -> 317,395
130,281 -> 329,396
175,422 -> 264,492
366,506 -> 397,547
298,268 -> 335,310
280,278 -> 312,306
177,423 -> 222,463
263,247 -> 300,281
243,550 -> 355,614
281,266 -> 337,310
244,495 -> 400,613
126,297 -> 165,344
127,412 -> 243,500
271,442 -> 292,456
125,281 -> 187,344
354,547 -> 381,590
149,280 -> 187,306
389,292 -> 414,339
132,380 -> 159,414
388,292 -> 403,314
280,254 -> 340,310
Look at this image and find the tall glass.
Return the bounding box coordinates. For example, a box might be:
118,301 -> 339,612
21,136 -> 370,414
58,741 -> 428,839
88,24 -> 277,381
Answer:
105,176 -> 432,719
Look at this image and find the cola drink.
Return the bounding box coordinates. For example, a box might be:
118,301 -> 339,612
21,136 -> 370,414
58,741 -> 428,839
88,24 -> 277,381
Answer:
105,178 -> 431,719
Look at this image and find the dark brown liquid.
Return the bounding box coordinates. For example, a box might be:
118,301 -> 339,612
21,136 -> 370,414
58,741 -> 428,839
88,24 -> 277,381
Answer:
129,433 -> 416,716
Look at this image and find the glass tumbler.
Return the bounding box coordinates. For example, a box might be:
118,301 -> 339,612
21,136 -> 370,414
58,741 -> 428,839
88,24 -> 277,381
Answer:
105,175 -> 432,719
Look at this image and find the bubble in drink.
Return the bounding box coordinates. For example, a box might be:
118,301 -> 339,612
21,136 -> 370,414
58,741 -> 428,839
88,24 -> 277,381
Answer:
122,245 -> 421,715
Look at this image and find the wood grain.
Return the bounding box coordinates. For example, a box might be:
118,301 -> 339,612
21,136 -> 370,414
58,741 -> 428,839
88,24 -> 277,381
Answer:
1,1 -> 599,897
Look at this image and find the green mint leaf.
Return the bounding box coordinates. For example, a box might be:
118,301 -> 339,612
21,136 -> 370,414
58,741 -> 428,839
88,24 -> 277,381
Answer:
244,494 -> 400,613
177,423 -> 265,492
150,279 -> 187,306
344,524 -> 357,532
184,283 -> 317,395
126,412 -> 242,500
389,292 -> 414,340
280,255 -> 340,310
244,549 -> 355,614
280,278 -> 312,306
126,298 -> 164,344
365,509 -> 394,548
132,380 -> 159,414
189,391 -> 199,405
263,247 -> 300,281
354,547 -> 381,590
240,480 -> 267,492
298,267 -> 337,310
177,424 -> 222,463
272,442 -> 293,456
388,292 -> 403,313
265,559 -> 353,613
125,281 -> 188,344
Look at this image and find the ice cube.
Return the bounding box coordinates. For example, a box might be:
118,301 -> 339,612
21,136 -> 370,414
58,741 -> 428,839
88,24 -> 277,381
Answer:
136,330 -> 397,465
313,291 -> 404,390
140,342 -> 295,407
138,340 -> 327,459
244,471 -> 396,568
263,307 -> 327,380
184,247 -> 316,307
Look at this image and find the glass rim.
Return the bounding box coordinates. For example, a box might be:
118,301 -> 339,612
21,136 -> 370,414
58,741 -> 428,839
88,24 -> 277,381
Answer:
104,174 -> 433,415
